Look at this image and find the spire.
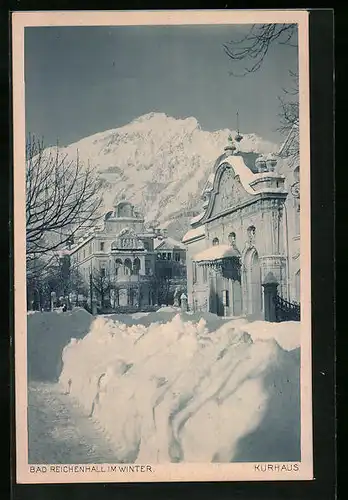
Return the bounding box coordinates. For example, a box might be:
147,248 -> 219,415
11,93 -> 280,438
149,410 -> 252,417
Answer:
234,111 -> 243,143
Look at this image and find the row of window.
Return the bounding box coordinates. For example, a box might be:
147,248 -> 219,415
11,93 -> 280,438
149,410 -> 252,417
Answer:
157,252 -> 182,261
211,226 -> 256,248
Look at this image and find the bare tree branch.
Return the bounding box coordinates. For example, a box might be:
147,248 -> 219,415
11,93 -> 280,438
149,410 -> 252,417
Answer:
223,24 -> 299,164
26,135 -> 103,257
91,268 -> 112,307
223,24 -> 297,76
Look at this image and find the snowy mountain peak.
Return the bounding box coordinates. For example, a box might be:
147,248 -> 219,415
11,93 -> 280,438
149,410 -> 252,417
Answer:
131,112 -> 168,123
56,114 -> 279,239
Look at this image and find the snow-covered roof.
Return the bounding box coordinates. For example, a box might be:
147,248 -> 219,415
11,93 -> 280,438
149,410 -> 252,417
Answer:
194,244 -> 240,262
182,225 -> 205,243
57,248 -> 71,257
216,154 -> 257,194
190,212 -> 205,226
154,236 -> 186,251
209,153 -> 285,197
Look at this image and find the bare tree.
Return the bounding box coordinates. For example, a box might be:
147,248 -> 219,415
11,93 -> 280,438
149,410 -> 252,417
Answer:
69,266 -> 88,305
26,253 -> 66,310
26,135 -> 103,258
223,24 -> 299,163
91,268 -> 112,308
223,24 -> 297,76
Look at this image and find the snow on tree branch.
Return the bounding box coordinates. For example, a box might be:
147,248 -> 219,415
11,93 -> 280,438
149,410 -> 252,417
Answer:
26,135 -> 103,257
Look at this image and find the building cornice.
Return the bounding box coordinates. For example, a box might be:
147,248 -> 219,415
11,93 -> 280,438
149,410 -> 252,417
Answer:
204,192 -> 287,224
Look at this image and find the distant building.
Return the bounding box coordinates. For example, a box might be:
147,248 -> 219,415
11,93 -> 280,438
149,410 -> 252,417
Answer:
154,235 -> 186,278
182,131 -> 300,320
154,235 -> 187,305
66,199 -> 187,309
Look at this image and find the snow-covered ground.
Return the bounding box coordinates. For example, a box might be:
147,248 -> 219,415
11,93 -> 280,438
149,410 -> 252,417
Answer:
27,309 -> 300,464
28,382 -> 117,464
27,308 -> 94,382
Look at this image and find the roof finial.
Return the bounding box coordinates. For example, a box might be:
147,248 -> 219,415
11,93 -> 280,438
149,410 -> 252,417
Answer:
235,111 -> 243,143
224,134 -> 236,155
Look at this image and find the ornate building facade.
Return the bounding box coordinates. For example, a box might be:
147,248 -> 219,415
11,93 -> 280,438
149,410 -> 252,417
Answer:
67,199 -> 186,310
182,132 -> 300,319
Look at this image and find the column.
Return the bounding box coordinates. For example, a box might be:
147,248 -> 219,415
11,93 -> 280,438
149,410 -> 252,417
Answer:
262,272 -> 279,322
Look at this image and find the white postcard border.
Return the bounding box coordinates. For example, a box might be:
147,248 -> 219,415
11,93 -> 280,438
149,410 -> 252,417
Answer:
12,9 -> 312,484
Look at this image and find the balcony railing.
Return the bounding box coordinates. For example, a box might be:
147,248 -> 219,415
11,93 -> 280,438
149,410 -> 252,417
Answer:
274,294 -> 300,322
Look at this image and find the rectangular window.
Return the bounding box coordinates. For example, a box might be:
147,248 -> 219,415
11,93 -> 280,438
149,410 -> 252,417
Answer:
167,253 -> 171,260
83,249 -> 86,259
100,242 -> 105,251
101,267 -> 106,277
175,253 -> 180,262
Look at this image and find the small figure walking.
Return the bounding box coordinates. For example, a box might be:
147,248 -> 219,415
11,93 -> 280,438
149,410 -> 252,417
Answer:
180,293 -> 188,312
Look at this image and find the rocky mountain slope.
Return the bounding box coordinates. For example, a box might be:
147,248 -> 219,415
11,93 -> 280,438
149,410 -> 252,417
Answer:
55,113 -> 279,239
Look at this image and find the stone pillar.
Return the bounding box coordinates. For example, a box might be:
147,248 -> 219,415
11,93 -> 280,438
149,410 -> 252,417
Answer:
260,255 -> 287,299
262,272 -> 279,322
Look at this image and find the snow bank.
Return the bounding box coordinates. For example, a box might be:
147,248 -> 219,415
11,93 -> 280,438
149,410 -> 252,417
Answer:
242,320 -> 300,352
27,308 -> 94,382
59,313 -> 300,463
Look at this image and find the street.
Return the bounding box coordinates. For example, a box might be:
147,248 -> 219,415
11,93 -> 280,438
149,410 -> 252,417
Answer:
28,382 -> 117,464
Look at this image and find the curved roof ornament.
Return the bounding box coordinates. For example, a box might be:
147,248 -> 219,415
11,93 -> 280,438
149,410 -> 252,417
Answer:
234,111 -> 243,143
224,134 -> 237,155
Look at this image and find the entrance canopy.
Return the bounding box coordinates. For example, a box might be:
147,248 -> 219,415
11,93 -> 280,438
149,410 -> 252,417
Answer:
194,244 -> 240,266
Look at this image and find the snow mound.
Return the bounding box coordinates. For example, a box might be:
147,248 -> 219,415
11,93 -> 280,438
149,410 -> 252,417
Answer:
243,320 -> 300,352
59,313 -> 300,463
157,306 -> 180,313
27,308 -> 94,382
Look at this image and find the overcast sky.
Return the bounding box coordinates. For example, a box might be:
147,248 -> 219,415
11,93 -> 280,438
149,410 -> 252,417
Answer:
25,24 -> 298,147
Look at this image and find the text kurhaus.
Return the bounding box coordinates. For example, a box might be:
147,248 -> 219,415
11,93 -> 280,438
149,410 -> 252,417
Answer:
254,463 -> 300,472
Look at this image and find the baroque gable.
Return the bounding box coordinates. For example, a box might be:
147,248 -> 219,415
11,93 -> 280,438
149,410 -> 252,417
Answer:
202,162 -> 255,221
112,227 -> 145,250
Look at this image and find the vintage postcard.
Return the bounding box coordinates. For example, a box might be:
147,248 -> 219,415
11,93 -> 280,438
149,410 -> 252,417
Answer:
12,9 -> 312,484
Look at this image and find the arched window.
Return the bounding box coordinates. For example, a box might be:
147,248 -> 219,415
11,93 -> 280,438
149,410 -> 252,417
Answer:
115,258 -> 123,276
124,258 -> 132,276
228,232 -> 236,246
247,225 -> 256,244
133,257 -> 141,275
212,237 -> 219,246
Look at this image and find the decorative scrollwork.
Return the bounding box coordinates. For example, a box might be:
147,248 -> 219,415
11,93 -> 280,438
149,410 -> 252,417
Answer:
290,181 -> 300,198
